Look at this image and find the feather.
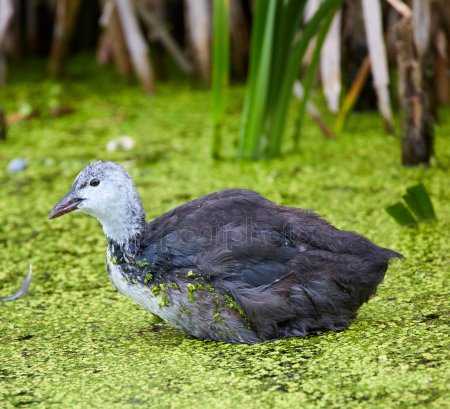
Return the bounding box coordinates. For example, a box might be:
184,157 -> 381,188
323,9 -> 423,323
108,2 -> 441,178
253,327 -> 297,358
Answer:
0,265 -> 32,302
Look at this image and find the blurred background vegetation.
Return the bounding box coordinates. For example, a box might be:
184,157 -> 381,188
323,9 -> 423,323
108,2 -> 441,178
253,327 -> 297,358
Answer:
0,0 -> 449,164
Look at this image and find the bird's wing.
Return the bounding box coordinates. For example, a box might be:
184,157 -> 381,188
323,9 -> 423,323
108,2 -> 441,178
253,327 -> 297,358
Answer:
145,189 -> 266,241
142,189 -> 297,281
143,188 -> 397,284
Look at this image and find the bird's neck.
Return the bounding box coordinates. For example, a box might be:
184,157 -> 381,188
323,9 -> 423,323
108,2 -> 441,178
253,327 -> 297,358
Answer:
100,195 -> 146,253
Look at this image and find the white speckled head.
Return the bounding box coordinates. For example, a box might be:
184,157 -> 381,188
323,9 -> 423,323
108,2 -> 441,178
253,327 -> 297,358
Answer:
49,161 -> 145,244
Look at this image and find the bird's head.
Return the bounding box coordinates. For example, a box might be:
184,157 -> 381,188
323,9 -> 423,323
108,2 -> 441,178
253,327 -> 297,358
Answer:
49,161 -> 145,244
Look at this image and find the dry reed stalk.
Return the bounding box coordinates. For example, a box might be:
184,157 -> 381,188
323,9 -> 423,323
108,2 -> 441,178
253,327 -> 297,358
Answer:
115,0 -> 155,92
184,0 -> 211,83
320,10 -> 341,113
49,0 -> 81,76
362,0 -> 394,132
395,16 -> 434,166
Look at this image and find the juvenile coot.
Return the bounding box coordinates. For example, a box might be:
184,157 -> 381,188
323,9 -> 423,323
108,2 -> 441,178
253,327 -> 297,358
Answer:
49,161 -> 401,343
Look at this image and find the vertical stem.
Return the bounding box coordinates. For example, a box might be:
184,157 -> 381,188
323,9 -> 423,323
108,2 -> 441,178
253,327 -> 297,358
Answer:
136,3 -> 193,75
412,0 -> 431,58
26,0 -> 39,54
0,107 -> 6,140
0,52 -> 6,85
320,11 -> 342,113
212,0 -> 230,159
108,3 -> 133,77
334,56 -> 371,133
184,0 -> 211,84
292,10 -> 335,148
396,17 -> 434,166
239,0 -> 269,158
49,0 -> 81,77
115,0 -> 155,93
265,0 -> 343,158
229,0 -> 249,79
362,0 -> 394,131
434,30 -> 449,104
0,0 -> 14,84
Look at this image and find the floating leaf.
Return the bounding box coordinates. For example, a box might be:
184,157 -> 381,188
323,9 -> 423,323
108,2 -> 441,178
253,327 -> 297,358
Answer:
386,202 -> 417,227
404,183 -> 436,221
386,183 -> 436,227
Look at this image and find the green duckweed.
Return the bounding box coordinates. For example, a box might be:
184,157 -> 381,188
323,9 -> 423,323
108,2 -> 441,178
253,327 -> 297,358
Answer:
0,57 -> 449,408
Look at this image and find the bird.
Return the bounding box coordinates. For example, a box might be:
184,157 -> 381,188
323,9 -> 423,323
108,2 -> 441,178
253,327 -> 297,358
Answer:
49,161 -> 401,344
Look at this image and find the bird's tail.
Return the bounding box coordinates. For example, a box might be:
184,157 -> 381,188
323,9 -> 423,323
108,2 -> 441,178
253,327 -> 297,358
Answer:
380,247 -> 403,260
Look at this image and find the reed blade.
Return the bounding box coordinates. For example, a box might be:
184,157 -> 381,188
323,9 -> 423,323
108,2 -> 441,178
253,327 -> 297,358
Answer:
292,7 -> 336,148
211,0 -> 230,159
266,0 -> 343,158
239,0 -> 277,159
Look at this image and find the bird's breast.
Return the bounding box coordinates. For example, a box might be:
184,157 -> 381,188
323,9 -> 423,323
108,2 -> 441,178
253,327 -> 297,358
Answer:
106,248 -> 179,323
105,249 -> 259,342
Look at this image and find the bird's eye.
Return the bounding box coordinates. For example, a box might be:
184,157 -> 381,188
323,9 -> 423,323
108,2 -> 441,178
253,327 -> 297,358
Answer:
90,178 -> 100,187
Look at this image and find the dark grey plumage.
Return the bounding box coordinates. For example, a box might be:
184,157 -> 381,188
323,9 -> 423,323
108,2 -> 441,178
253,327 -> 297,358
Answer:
107,188 -> 401,343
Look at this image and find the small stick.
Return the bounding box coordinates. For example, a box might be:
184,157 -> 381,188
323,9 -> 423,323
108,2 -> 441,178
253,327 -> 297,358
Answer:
136,4 -> 193,74
385,0 -> 412,19
293,81 -> 336,139
334,56 -> 371,133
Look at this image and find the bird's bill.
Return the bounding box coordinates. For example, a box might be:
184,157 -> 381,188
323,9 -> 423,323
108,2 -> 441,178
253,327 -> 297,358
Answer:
48,190 -> 84,219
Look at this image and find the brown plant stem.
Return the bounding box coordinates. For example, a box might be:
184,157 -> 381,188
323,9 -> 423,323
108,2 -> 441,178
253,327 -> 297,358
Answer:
395,17 -> 434,166
48,0 -> 81,77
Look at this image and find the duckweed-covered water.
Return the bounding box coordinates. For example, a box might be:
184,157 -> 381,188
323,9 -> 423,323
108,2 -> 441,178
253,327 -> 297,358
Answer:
1,59 -> 449,408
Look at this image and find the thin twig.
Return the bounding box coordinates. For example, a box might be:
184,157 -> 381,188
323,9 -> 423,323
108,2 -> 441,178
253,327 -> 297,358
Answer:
293,81 -> 336,139
385,0 -> 412,19
136,4 -> 193,74
334,56 -> 371,133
